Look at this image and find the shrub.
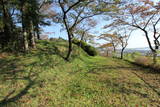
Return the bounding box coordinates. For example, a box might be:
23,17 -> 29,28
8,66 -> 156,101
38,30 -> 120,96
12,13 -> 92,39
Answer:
72,38 -> 79,44
72,38 -> 97,56
134,56 -> 152,66
49,38 -> 56,41
84,45 -> 97,56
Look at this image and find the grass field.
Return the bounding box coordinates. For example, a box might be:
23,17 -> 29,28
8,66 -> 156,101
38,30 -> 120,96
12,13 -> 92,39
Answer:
0,40 -> 160,107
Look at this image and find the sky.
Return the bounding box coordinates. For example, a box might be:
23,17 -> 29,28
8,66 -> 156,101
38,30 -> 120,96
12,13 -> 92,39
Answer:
42,19 -> 150,49
42,0 -> 159,49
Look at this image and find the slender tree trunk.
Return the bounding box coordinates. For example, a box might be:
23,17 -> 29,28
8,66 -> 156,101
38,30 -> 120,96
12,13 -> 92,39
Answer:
63,15 -> 73,60
79,31 -> 85,47
29,21 -> 36,48
37,31 -> 40,40
81,31 -> 85,41
21,1 -> 29,52
30,33 -> 36,49
113,47 -> 116,53
1,0 -> 12,47
144,30 -> 155,52
107,51 -> 109,57
1,42 -> 5,49
35,24 -> 40,40
153,51 -> 157,64
23,31 -> 29,51
65,34 -> 72,60
121,48 -> 125,59
112,43 -> 116,53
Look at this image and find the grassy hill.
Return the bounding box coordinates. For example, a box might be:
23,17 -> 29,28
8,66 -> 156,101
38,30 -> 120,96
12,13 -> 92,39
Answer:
0,39 -> 160,107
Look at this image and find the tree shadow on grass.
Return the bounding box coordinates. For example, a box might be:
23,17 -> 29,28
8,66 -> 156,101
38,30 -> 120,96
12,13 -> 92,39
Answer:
103,79 -> 149,98
87,65 -> 139,74
0,77 -> 34,107
36,44 -> 84,62
35,45 -> 66,60
0,57 -> 40,106
0,58 -> 21,73
87,64 -> 160,101
0,41 -> 80,106
0,58 -> 27,83
105,79 -> 160,104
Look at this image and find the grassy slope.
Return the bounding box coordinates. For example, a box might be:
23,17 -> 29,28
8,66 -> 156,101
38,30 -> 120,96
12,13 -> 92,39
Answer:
0,40 -> 160,107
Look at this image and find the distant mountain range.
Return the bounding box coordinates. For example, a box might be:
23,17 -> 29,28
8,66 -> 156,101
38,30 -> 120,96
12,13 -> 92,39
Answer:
99,47 -> 158,55
121,47 -> 151,54
127,47 -> 150,50
125,47 -> 150,51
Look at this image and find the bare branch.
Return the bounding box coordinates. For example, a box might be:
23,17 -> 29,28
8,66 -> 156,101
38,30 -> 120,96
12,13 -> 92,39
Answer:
143,14 -> 155,29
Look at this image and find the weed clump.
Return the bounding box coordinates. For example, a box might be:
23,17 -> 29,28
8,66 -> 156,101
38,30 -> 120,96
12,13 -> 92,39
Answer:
134,56 -> 152,66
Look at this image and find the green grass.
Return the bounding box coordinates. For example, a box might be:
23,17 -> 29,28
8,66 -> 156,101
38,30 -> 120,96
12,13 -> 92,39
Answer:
0,40 -> 160,107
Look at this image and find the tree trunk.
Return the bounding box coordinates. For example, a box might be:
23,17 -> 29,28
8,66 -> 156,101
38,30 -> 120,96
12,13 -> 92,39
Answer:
30,33 -> 36,49
1,0 -> 12,47
37,31 -> 40,40
121,48 -> 125,59
153,51 -> 157,64
65,35 -> 72,61
29,21 -> 36,48
63,15 -> 73,60
107,51 -> 109,57
112,43 -> 116,53
35,24 -> 40,40
21,1 -> 29,52
23,31 -> 29,51
79,31 -> 85,47
113,47 -> 116,53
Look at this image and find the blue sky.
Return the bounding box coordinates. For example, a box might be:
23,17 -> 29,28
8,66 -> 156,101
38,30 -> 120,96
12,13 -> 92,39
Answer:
42,19 -> 150,49
42,0 -> 159,49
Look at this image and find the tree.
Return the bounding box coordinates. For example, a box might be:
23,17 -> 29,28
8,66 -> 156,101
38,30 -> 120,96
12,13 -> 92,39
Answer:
57,0 -> 120,60
103,23 -> 134,59
74,18 -> 97,44
99,33 -> 120,53
0,0 -> 53,51
58,0 -> 82,60
0,0 -> 15,49
117,28 -> 133,59
58,0 -> 98,60
99,43 -> 115,57
36,0 -> 56,40
19,0 -> 37,51
113,0 -> 160,63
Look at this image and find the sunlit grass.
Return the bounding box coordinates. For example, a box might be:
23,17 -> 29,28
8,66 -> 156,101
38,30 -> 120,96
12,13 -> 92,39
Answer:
0,40 -> 160,107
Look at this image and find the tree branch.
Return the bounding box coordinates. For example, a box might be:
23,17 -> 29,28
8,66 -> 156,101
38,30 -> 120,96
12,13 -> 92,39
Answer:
65,0 -> 83,13
143,14 -> 155,29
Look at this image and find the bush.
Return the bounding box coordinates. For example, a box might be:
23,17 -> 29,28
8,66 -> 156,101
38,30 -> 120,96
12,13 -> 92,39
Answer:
134,56 -> 152,66
85,45 -> 97,56
72,38 -> 97,56
72,38 -> 79,44
49,38 -> 56,41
